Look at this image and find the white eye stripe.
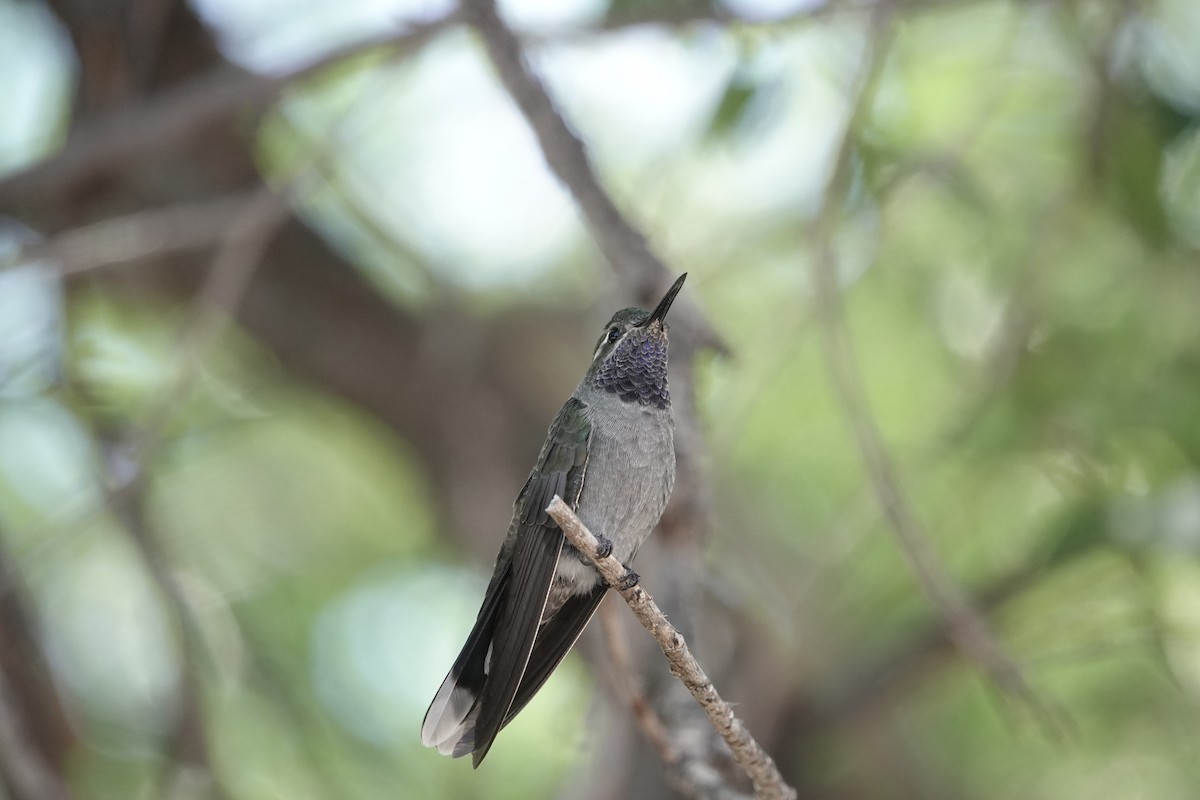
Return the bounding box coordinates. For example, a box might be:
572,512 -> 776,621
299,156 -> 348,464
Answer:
592,327 -> 623,361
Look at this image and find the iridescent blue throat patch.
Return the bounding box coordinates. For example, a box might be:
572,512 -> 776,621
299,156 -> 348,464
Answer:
591,330 -> 669,409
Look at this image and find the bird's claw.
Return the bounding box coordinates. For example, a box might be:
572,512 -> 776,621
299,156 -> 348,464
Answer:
616,567 -> 640,591
594,535 -> 614,560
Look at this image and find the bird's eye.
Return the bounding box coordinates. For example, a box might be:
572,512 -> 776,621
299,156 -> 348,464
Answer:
606,327 -> 621,343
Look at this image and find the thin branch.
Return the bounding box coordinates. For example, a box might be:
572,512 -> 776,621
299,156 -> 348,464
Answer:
598,603 -> 751,800
9,193 -> 256,275
803,5 -> 1066,734
0,0 -> 1020,217
82,112 -> 315,800
463,0 -> 724,353
547,497 -> 796,800
0,15 -> 456,212
128,185 -> 288,462
792,557 -> 1048,734
126,42 -> 378,464
598,602 -> 679,764
92,184 -> 288,800
103,466 -> 224,798
88,44 -> 427,791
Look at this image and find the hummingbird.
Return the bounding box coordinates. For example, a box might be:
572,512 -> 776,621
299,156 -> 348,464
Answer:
421,273 -> 686,766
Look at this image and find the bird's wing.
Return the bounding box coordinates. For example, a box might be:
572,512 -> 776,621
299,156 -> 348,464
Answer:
502,584 -> 607,727
422,396 -> 592,767
469,395 -> 592,766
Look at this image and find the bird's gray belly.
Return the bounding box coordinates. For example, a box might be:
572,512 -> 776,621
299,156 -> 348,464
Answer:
547,409 -> 674,612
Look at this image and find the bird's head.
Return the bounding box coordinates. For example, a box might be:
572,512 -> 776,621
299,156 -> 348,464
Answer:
586,273 -> 686,408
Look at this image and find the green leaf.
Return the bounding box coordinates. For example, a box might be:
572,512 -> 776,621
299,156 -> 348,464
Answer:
1042,500 -> 1108,567
1100,91 -> 1172,249
706,72 -> 760,140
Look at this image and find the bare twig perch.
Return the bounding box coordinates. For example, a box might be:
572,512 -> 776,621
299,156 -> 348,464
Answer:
547,497 -> 796,800
597,603 -> 751,800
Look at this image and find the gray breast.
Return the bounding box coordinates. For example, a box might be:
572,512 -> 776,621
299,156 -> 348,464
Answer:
550,389 -> 674,602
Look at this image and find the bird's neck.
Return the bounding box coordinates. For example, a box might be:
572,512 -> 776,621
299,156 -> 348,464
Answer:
587,331 -> 670,409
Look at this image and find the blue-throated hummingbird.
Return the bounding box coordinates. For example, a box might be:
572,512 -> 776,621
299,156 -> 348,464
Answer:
421,274 -> 686,766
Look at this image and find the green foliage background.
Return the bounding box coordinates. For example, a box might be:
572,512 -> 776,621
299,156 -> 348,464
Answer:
2,0 -> 1200,798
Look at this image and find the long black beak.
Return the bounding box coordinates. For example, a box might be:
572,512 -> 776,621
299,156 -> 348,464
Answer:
643,273 -> 687,327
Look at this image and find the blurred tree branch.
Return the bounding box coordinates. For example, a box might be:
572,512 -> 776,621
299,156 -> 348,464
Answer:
786,554 -> 1057,737
102,460 -> 228,800
71,63 -> 392,795
87,183 -> 290,800
803,3 -> 1067,735
463,0 -> 724,353
12,193 -> 256,275
597,602 -> 680,769
596,602 -> 753,800
0,16 -> 456,220
0,0 -> 948,226
134,186 -> 288,459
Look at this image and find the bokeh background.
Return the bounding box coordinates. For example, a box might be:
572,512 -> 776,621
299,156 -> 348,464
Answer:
2,0 -> 1200,798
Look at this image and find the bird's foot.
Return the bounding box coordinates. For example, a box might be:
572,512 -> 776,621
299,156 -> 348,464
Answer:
616,567 -> 640,591
594,535 -> 614,560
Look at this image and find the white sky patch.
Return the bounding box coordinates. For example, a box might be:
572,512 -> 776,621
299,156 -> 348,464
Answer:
685,24 -> 868,221
268,24 -> 743,290
345,33 -> 581,288
1131,0 -> 1200,114
192,0 -> 605,71
721,0 -> 829,23
310,565 -> 486,745
536,28 -> 736,166
190,0 -> 451,71
0,1 -> 73,174
193,0 -> 854,293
